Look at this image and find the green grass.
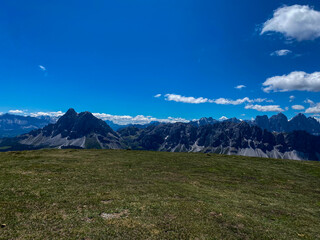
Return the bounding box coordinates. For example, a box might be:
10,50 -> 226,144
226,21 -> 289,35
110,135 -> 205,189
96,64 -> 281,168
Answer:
84,137 -> 102,149
0,149 -> 319,239
0,146 -> 10,150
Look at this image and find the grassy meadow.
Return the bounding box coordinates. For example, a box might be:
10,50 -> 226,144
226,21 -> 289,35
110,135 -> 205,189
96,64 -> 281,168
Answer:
0,149 -> 319,239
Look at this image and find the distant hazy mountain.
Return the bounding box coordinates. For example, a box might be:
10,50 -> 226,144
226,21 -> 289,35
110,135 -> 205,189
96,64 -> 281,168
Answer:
190,117 -> 218,127
254,113 -> 320,135
0,109 -> 121,150
105,120 -> 160,131
190,117 -> 240,127
0,114 -> 52,138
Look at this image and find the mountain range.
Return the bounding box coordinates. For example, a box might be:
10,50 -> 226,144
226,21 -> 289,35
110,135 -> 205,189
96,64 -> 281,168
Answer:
1,111 -> 320,137
0,114 -> 53,138
119,121 -> 320,160
253,113 -> 320,135
1,108 -> 320,161
105,120 -> 160,131
189,114 -> 320,136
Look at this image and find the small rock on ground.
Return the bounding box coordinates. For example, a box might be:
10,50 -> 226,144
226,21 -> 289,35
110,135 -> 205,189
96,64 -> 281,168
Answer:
100,210 -> 129,220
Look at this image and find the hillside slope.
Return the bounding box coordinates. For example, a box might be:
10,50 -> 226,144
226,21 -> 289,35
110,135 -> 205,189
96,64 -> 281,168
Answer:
0,149 -> 319,239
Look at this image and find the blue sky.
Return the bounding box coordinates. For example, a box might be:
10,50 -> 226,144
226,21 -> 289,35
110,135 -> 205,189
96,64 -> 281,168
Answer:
1,0 -> 320,124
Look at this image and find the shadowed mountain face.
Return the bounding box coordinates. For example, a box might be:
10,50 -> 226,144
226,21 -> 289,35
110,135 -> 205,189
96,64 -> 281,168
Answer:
1,110 -> 320,161
42,108 -> 116,139
0,109 -> 122,150
254,113 -> 320,135
0,114 -> 52,138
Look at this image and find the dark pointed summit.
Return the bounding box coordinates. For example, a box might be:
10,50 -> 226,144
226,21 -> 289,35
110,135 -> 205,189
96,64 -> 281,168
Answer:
268,112 -> 288,132
292,113 -> 307,120
290,113 -> 318,133
54,108 -> 78,136
69,111 -> 115,139
57,108 -> 78,124
65,108 -> 77,116
49,108 -> 117,139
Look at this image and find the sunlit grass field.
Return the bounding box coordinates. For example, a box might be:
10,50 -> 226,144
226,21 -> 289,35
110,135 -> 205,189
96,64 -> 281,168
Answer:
0,149 -> 319,239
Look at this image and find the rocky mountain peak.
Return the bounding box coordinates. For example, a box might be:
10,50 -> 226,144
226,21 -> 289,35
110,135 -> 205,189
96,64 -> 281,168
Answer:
225,117 -> 241,123
8,108 -> 122,150
69,111 -> 115,138
28,108 -> 116,140
78,111 -> 95,120
253,113 -> 320,135
65,108 -> 77,117
255,115 -> 270,131
271,112 -> 288,121
292,113 -> 307,120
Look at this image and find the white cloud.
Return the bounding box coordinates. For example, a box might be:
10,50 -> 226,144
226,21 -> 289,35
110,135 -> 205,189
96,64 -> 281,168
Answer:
305,103 -> 320,114
214,97 -> 250,105
39,65 -> 46,71
261,5 -> 320,41
263,71 -> 320,93
6,110 -> 63,120
235,85 -> 246,89
289,95 -> 295,102
163,94 -> 273,105
270,49 -> 292,56
9,110 -> 24,114
292,105 -> 305,110
164,94 -> 214,104
30,111 -> 64,118
219,116 -> 228,121
213,97 -> 272,105
305,99 -> 315,105
255,98 -> 274,103
93,112 -> 189,125
245,104 -> 284,112
154,94 -> 161,98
